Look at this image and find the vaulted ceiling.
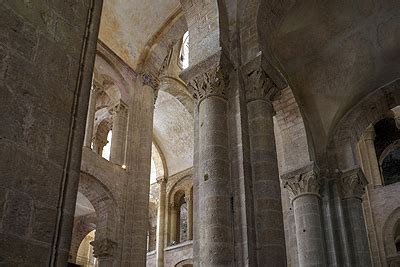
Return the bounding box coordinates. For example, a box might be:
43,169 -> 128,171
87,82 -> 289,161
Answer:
99,0 -> 181,69
259,0 -> 400,154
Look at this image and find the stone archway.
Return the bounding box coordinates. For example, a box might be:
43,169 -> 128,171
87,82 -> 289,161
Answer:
383,208 -> 400,265
78,172 -> 119,265
175,258 -> 193,267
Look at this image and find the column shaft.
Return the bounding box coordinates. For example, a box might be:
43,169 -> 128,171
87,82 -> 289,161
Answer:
247,99 -> 286,265
156,178 -> 167,267
84,85 -> 98,148
110,103 -> 128,165
170,206 -> 178,243
198,96 -> 233,266
293,194 -> 326,266
121,73 -> 158,266
187,195 -> 193,240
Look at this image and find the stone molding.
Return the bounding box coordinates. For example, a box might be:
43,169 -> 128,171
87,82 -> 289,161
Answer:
281,162 -> 321,201
91,238 -> 117,258
180,50 -> 232,105
339,167 -> 368,200
242,54 -> 278,103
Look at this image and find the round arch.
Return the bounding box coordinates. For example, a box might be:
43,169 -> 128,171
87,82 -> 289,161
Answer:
329,79 -> 400,170
78,172 -> 119,243
383,208 -> 400,258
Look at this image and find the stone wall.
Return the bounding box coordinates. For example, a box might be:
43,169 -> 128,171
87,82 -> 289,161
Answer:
0,0 -> 102,265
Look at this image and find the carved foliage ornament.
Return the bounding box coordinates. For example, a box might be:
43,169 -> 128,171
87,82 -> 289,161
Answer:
109,102 -> 128,118
141,72 -> 160,104
282,168 -> 321,201
187,65 -> 229,103
244,67 -> 278,102
340,168 -> 367,199
90,238 -> 117,258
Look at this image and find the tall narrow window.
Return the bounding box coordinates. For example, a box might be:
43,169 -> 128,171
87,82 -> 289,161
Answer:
102,130 -> 112,160
179,31 -> 189,69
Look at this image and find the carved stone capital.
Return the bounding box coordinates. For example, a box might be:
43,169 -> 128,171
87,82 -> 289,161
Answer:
91,81 -> 103,95
156,176 -> 167,184
109,101 -> 128,118
392,106 -> 400,129
90,238 -> 117,258
339,167 -> 368,200
140,72 -> 160,104
180,50 -> 232,104
281,162 -> 321,201
242,57 -> 278,103
187,64 -> 229,102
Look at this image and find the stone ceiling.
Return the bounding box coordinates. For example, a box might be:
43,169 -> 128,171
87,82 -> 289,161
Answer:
259,0 -> 400,154
99,0 -> 181,69
154,90 -> 194,176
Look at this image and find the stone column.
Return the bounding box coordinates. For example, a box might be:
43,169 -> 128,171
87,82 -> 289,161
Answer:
91,238 -> 117,267
121,73 -> 158,266
340,167 -> 372,267
364,126 -> 383,186
84,83 -> 100,148
170,204 -> 178,244
156,177 -> 167,267
182,52 -> 234,266
185,194 -> 193,240
109,101 -> 128,165
282,162 -> 327,267
243,55 -> 286,265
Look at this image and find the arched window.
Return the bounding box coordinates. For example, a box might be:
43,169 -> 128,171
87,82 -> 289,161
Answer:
76,230 -> 97,267
169,190 -> 189,245
102,130 -> 112,160
179,31 -> 189,69
374,118 -> 400,185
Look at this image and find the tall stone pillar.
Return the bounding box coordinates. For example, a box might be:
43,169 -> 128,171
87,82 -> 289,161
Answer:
156,177 -> 167,267
243,55 -> 286,265
340,167 -> 372,267
282,163 -> 327,267
185,194 -> 193,240
110,101 -> 128,165
84,83 -> 100,148
182,52 -> 234,266
121,73 -> 158,266
170,204 -> 178,243
91,238 -> 117,267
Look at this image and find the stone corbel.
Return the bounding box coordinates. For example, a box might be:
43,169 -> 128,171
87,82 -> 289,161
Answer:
281,162 -> 321,202
339,167 -> 368,200
90,238 -> 117,259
